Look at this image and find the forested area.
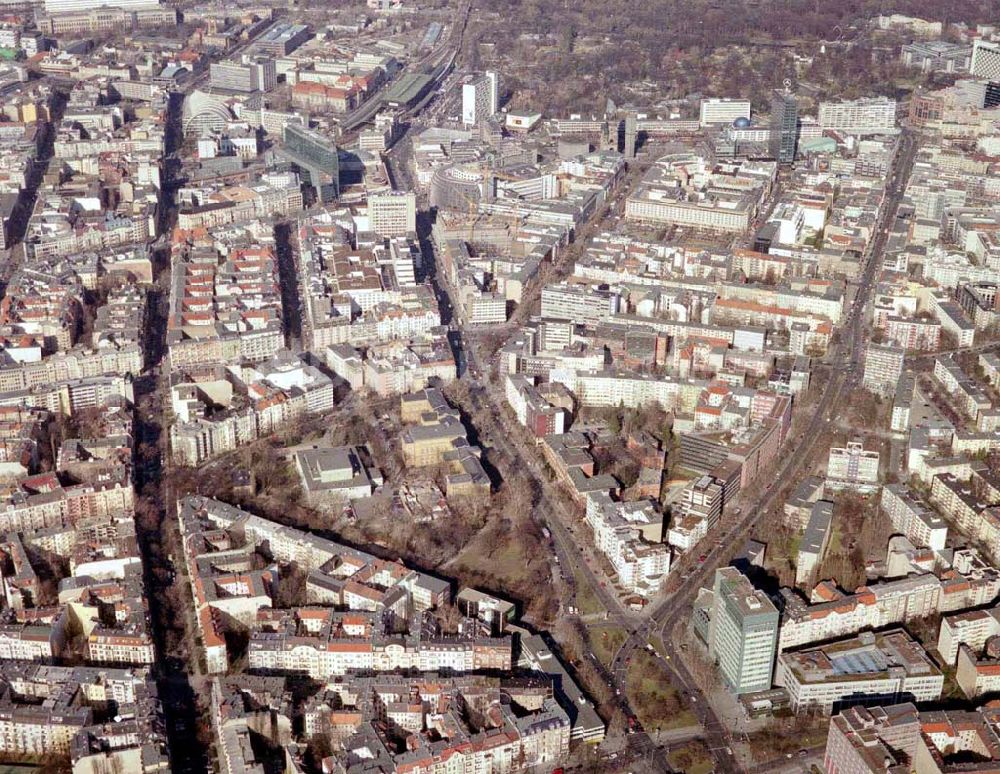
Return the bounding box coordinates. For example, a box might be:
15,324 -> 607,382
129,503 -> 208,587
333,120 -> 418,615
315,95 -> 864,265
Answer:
471,0 -> 994,113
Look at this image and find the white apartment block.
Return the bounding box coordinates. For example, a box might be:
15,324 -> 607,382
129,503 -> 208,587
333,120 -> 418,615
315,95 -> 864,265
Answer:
862,344 -> 905,398
826,440 -> 880,493
938,606 -> 1000,666
540,283 -> 619,326
879,485 -> 948,551
818,98 -> 897,135
777,573 -> 950,653
585,492 -> 670,598
551,369 -> 704,412
699,98 -> 751,126
796,501 -> 833,586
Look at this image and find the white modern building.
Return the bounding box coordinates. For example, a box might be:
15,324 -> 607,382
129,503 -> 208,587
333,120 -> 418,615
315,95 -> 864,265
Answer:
462,72 -> 498,126
818,98 -> 897,135
971,39 -> 1000,80
699,98 -> 751,127
826,440 -> 880,493
776,630 -> 944,714
863,344 -> 905,398
585,492 -> 670,598
880,485 -> 948,551
44,0 -> 158,10
368,191 -> 416,237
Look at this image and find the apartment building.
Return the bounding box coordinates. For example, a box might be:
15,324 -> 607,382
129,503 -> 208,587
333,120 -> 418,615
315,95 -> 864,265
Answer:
775,565 -> 997,653
818,98 -> 897,135
879,484 -> 948,551
170,352 -> 335,465
826,440 -> 880,493
331,676 -> 570,774
505,375 -> 569,438
699,98 -> 751,126
930,473 -> 1000,561
180,497 -> 467,676
938,605 -> 1000,665
585,493 -> 670,598
862,343 -> 905,397
933,353 -> 992,423
886,315 -> 941,351
823,704 -> 922,774
796,500 -> 833,586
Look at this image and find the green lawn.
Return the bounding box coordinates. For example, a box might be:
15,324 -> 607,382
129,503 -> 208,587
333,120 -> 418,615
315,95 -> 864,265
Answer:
627,651 -> 697,730
589,624 -> 627,667
829,526 -> 843,554
573,566 -> 606,617
668,742 -> 713,774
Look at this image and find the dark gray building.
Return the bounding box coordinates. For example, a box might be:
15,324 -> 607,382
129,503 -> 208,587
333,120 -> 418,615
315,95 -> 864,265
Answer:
769,90 -> 799,164
281,124 -> 340,202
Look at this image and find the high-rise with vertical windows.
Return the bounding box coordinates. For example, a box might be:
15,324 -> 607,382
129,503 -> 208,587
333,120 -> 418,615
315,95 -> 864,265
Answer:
971,39 -> 1000,80
462,72 -> 499,126
769,90 -> 799,164
707,567 -> 779,694
368,191 -> 416,237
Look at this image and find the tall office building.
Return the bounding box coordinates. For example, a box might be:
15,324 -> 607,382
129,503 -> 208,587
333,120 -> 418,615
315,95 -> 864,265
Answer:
461,72 -> 499,126
624,112 -> 637,158
368,191 -> 416,237
971,39 -> 1000,80
282,124 -> 339,202
210,58 -> 276,93
986,82 -> 1000,110
707,567 -> 779,695
769,90 -> 799,164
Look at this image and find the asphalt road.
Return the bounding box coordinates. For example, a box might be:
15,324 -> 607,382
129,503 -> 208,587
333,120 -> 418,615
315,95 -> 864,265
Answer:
605,128 -> 921,772
437,135 -> 916,772
440,128 -> 921,772
387,19 -> 922,766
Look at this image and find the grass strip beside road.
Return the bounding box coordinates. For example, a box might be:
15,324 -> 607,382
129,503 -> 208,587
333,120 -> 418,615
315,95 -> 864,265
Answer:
589,624 -> 627,667
573,565 -> 606,617
626,650 -> 697,731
